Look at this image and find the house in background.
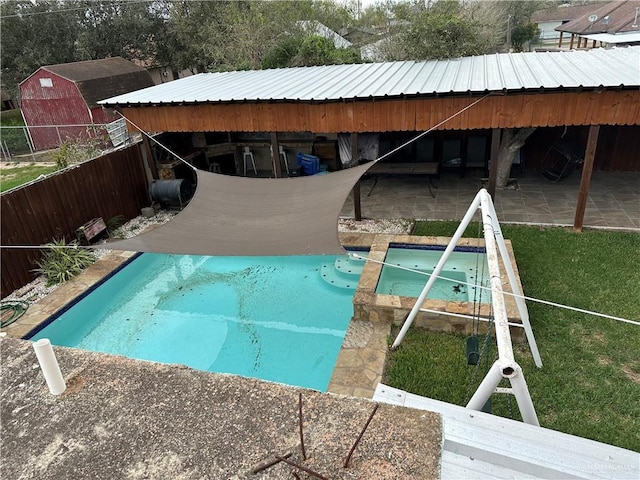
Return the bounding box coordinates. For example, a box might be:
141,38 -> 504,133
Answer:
555,0 -> 640,48
19,57 -> 154,151
298,20 -> 352,48
531,3 -> 602,43
146,65 -> 198,85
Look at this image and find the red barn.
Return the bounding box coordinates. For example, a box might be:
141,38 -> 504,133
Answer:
20,57 -> 154,151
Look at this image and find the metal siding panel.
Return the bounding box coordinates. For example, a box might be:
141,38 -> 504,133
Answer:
484,55 -> 505,91
400,61 -> 429,94
509,54 -> 543,90
381,62 -> 421,97
499,54 -> 526,91
469,56 -> 487,92
455,56 -> 478,92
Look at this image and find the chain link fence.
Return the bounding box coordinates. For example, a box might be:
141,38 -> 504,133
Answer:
0,118 -> 130,162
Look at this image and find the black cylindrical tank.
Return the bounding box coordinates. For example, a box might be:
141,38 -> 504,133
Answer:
149,179 -> 192,205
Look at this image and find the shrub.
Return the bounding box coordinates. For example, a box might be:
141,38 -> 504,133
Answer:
106,215 -> 125,235
34,239 -> 96,286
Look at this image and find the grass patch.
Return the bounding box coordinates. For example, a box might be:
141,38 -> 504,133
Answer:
385,221 -> 640,451
1,163 -> 58,192
0,110 -> 31,155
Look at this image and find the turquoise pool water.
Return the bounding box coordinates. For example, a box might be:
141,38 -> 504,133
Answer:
31,253 -> 357,391
376,246 -> 491,302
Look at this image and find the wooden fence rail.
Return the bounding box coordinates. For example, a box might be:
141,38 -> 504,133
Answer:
1,144 -> 149,298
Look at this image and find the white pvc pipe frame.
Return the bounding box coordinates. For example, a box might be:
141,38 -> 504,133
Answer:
33,338 -> 66,395
391,189 -> 541,426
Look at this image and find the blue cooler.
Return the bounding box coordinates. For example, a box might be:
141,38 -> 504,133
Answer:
296,153 -> 320,175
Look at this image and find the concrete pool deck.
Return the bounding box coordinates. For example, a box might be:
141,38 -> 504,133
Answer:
1,336 -> 441,479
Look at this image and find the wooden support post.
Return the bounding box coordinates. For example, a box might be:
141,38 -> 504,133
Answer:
351,132 -> 362,221
141,135 -> 158,180
487,128 -> 501,199
270,132 -> 283,178
573,125 -> 600,232
569,34 -> 575,50
558,31 -> 563,48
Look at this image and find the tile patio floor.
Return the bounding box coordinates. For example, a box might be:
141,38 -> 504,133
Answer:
341,170 -> 640,230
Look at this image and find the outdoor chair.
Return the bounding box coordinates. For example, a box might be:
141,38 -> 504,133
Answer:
242,147 -> 257,176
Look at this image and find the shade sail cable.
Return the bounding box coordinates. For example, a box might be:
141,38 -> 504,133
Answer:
374,94 -> 492,164
116,111 -> 197,172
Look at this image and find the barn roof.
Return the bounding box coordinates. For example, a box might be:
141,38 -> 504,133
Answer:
100,47 -> 640,107
556,0 -> 640,34
31,57 -> 154,107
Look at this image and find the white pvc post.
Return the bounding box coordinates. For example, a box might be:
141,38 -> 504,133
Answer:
466,361 -> 503,410
509,367 -> 540,426
33,339 -> 66,395
391,190 -> 483,349
485,193 -> 543,368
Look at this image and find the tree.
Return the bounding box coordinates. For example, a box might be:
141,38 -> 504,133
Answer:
381,0 -> 490,61
162,1 -> 229,73
262,34 -> 360,69
1,0 -> 80,97
511,23 -> 540,52
74,1 -> 169,64
496,128 -> 536,188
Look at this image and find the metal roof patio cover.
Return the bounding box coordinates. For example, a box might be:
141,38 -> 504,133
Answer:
97,163 -> 371,256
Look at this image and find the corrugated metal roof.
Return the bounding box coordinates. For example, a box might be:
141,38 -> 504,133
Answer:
100,47 -> 640,107
374,384 -> 640,480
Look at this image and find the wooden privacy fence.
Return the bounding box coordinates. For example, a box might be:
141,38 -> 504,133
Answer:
1,144 -> 149,298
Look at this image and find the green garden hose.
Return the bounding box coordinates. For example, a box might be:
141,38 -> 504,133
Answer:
0,300 -> 29,328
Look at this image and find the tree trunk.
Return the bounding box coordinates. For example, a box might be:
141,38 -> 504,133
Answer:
496,128 -> 536,188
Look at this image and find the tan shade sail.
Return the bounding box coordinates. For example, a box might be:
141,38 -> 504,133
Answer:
97,163 -> 371,256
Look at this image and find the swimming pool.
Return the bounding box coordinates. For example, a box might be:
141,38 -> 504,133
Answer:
376,245 -> 491,302
30,253 -> 357,391
350,235 -> 525,340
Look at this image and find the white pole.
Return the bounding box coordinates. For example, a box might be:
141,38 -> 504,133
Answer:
32,339 -> 66,395
485,195 -> 543,368
466,361 -> 503,410
508,366 -> 540,426
391,190 -> 483,348
479,191 -> 514,363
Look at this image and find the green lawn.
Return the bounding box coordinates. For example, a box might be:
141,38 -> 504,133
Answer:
1,163 -> 58,192
384,221 -> 640,452
1,109 -> 31,155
